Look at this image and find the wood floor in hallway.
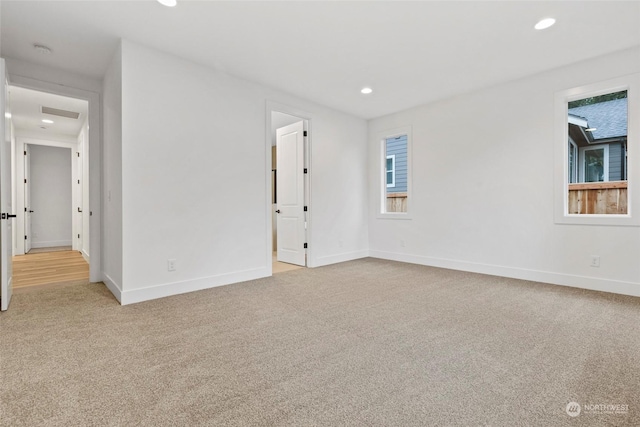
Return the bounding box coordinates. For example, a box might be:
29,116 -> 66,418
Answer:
12,250 -> 89,291
272,252 -> 304,274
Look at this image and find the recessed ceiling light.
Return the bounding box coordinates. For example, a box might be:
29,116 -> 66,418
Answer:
361,87 -> 373,94
157,0 -> 177,7
585,127 -> 597,132
534,18 -> 556,30
42,119 -> 54,124
33,44 -> 52,54
4,113 -> 11,119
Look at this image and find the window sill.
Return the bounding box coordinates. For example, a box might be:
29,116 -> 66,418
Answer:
555,214 -> 637,227
377,213 -> 413,220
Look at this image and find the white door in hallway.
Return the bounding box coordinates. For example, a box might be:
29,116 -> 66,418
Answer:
74,148 -> 83,251
276,121 -> 306,266
24,144 -> 32,254
1,59 -> 14,311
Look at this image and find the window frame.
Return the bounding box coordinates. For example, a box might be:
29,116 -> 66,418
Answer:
568,138 -> 578,184
579,144 -> 609,183
378,126 -> 412,219
554,74 -> 640,226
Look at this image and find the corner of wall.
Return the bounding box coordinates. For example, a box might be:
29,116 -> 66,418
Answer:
102,273 -> 122,303
310,250 -> 370,268
370,250 -> 640,298
119,267 -> 270,306
101,39 -> 124,301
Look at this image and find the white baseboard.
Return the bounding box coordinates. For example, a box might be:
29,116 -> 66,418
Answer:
32,240 -> 72,248
311,249 -> 370,268
369,250 -> 640,298
120,267 -> 270,306
81,249 -> 90,264
102,273 -> 122,303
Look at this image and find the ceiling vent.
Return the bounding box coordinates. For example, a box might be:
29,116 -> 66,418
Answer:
41,106 -> 81,120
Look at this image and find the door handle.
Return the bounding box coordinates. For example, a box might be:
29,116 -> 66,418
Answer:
77,207 -> 82,213
275,210 -> 281,213
29,210 -> 34,213
1,213 -> 16,219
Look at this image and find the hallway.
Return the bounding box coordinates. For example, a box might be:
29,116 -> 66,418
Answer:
12,250 -> 89,292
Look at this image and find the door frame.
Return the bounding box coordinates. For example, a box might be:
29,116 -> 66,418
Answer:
275,120 -> 307,266
23,143 -> 31,254
265,101 -> 313,273
8,75 -> 101,283
1,59 -> 13,311
17,140 -> 76,254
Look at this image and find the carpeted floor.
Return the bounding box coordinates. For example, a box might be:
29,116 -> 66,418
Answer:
0,258 -> 638,426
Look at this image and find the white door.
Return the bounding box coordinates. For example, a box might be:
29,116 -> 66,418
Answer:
1,59 -> 14,311
24,144 -> 32,253
74,150 -> 83,251
276,121 -> 306,266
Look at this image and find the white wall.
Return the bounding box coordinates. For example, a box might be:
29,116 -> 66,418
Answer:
117,40 -> 368,304
6,58 -> 102,94
368,46 -> 640,297
102,44 -> 123,298
14,132 -> 76,144
29,145 -> 72,248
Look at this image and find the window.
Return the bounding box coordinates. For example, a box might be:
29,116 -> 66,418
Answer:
386,155 -> 395,187
554,74 -> 640,226
379,127 -> 411,217
568,90 -> 625,215
568,139 -> 577,183
580,145 -> 609,183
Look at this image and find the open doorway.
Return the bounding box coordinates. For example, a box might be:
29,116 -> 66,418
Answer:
9,86 -> 90,291
270,109 -> 309,274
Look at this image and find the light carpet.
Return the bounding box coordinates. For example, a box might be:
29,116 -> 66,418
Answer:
0,258 -> 638,426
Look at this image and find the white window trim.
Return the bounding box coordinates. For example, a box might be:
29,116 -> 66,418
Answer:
377,126 -> 412,219
386,155 -> 396,187
554,73 -> 640,226
579,144 -> 609,183
568,138 -> 578,184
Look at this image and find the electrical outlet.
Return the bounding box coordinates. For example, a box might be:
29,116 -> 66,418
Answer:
168,259 -> 176,272
590,255 -> 600,268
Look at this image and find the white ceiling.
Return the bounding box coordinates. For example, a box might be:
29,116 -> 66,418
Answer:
9,85 -> 88,138
1,1 -> 639,120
